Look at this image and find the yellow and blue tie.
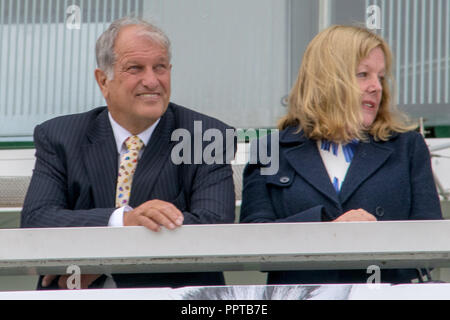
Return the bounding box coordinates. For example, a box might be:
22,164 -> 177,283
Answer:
115,135 -> 144,208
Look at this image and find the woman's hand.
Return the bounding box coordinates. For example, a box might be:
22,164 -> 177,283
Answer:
333,208 -> 377,222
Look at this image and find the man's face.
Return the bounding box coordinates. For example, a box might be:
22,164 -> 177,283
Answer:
96,25 -> 172,134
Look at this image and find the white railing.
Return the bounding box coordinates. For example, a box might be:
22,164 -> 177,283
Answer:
2,221 -> 450,276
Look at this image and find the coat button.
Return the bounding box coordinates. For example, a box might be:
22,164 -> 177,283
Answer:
279,176 -> 290,184
375,206 -> 385,217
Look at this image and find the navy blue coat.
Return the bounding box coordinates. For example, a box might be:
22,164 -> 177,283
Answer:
240,126 -> 442,284
22,103 -> 236,288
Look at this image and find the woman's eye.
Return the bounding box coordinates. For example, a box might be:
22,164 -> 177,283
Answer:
356,72 -> 367,78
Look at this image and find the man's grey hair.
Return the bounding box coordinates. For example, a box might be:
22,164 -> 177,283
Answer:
95,16 -> 172,79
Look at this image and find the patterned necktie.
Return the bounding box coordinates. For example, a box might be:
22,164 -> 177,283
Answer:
115,135 -> 144,208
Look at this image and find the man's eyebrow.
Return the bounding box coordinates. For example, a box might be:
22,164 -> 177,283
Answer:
122,56 -> 169,65
123,59 -> 142,65
155,56 -> 170,63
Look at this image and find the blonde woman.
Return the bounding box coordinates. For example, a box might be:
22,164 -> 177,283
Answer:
240,25 -> 442,284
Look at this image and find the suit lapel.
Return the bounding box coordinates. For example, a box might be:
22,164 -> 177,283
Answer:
129,107 -> 176,207
339,139 -> 392,204
82,109 -> 118,208
284,136 -> 340,206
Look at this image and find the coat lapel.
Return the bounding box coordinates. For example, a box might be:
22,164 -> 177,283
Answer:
82,109 -> 118,208
339,138 -> 393,204
282,129 -> 340,206
129,107 -> 176,207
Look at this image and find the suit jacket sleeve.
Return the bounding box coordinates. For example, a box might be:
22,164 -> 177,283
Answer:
181,161 -> 236,225
180,123 -> 237,224
21,124 -> 113,228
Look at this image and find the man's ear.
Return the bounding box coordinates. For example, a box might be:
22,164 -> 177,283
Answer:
94,68 -> 109,98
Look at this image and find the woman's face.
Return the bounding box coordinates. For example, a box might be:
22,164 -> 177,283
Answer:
356,46 -> 385,127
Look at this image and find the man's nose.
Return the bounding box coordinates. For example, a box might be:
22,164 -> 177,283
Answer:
141,68 -> 159,88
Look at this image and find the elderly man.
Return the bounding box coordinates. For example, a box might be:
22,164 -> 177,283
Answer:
21,17 -> 236,289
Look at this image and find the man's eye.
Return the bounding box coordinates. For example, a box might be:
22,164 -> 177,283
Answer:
127,65 -> 141,71
154,64 -> 167,71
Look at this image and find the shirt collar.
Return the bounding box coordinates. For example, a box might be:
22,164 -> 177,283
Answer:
108,112 -> 160,154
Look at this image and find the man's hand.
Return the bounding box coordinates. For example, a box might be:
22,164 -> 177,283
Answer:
41,274 -> 102,289
123,199 -> 184,232
333,208 -> 377,222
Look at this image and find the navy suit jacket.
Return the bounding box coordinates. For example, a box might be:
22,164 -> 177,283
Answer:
22,103 -> 236,288
240,126 -> 442,284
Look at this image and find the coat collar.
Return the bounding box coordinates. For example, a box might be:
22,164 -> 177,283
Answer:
280,126 -> 394,206
282,129 -> 340,205
339,137 -> 393,204
279,125 -> 306,145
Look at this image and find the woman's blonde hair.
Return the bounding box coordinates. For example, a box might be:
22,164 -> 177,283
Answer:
278,25 -> 416,143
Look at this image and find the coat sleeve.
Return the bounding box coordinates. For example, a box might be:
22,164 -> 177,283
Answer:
408,133 -> 443,220
21,124 -> 114,228
239,162 -> 326,223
